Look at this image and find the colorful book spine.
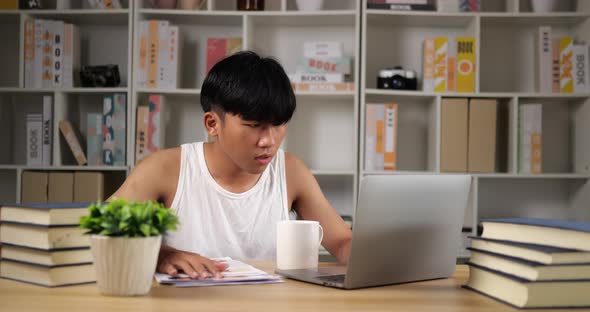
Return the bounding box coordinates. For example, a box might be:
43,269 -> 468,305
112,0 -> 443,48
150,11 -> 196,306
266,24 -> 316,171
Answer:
113,94 -> 127,166
434,37 -> 448,92
552,39 -> 561,93
42,20 -> 55,88
456,37 -> 476,93
375,105 -> 385,170
423,38 -> 435,92
52,21 -> 64,87
59,120 -> 87,166
26,113 -> 43,166
33,19 -> 44,88
102,95 -> 115,165
102,94 -> 127,166
135,105 -> 149,163
138,21 -> 148,88
291,82 -> 354,92
537,26 -> 552,93
165,25 -> 180,89
559,37 -> 574,93
157,20 -> 169,89
297,56 -> 352,75
147,20 -> 161,89
87,113 -> 103,166
365,105 -> 377,171
148,95 -> 165,155
384,104 -> 398,171
206,37 -> 242,73
42,95 -> 52,166
447,38 -> 456,92
573,44 -> 589,93
518,104 -> 542,174
24,19 -> 35,88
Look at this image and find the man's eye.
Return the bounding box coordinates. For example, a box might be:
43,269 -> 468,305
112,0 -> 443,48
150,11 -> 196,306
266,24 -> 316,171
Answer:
245,124 -> 260,128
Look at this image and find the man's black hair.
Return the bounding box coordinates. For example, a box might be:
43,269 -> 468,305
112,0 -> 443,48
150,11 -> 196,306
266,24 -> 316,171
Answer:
200,51 -> 296,126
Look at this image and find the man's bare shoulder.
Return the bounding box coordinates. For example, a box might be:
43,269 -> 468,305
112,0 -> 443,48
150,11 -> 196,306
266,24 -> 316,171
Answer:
284,152 -> 314,194
284,151 -> 308,174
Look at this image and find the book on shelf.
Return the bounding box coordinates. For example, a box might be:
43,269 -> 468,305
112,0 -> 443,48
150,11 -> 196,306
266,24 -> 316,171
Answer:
470,237 -> 590,265
0,259 -> 95,287
24,19 -> 80,88
87,0 -> 123,9
366,3 -> 435,10
440,98 -> 468,172
552,38 -> 561,93
42,95 -> 52,166
365,104 -> 397,171
48,172 -> 74,203
459,0 -> 479,12
480,218 -> 590,251
468,248 -> 590,281
141,20 -> 181,89
59,120 -> 87,166
206,37 -> 243,74
367,0 -> 430,4
87,113 -> 103,166
0,222 -> 89,250
423,37 -> 476,92
291,82 -> 354,92
21,171 -> 49,204
447,38 -> 456,92
147,94 -> 166,157
102,94 -> 126,166
574,44 -> 589,93
422,38 -> 435,92
303,42 -> 343,59
464,264 -> 590,309
518,103 -> 542,174
559,37 -> 574,93
26,113 -> 43,166
0,243 -> 92,267
537,26 -> 552,93
297,56 -> 352,75
0,202 -> 90,227
135,105 -> 149,163
434,37 -> 448,92
288,73 -> 346,83
455,37 -> 475,93
467,99 -> 496,173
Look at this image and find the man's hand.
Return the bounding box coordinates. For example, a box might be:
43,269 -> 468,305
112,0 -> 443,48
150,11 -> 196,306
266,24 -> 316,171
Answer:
157,245 -> 229,279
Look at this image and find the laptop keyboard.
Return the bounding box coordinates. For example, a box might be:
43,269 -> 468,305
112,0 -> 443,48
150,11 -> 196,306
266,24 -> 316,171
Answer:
317,274 -> 346,283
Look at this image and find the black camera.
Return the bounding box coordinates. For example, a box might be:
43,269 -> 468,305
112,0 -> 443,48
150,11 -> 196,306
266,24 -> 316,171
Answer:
80,65 -> 121,87
377,66 -> 418,90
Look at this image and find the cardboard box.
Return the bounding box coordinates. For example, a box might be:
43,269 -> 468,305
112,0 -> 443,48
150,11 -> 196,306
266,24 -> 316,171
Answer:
48,172 -> 74,203
74,172 -> 104,202
468,99 -> 497,173
21,171 -> 48,203
441,98 -> 468,172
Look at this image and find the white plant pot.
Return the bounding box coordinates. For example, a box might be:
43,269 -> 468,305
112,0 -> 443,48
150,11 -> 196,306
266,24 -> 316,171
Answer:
90,235 -> 162,296
531,0 -> 558,12
296,0 -> 323,11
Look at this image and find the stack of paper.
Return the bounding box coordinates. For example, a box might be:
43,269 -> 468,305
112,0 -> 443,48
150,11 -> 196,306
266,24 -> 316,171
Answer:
154,257 -> 283,287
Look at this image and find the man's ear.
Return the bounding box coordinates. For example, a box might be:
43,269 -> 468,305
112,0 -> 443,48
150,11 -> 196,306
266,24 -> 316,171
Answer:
204,111 -> 221,137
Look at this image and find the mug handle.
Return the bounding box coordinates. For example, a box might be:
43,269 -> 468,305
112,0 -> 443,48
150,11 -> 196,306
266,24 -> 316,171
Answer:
318,224 -> 324,244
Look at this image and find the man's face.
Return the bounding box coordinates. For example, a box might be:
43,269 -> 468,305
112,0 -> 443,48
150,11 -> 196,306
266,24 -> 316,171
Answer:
216,113 -> 287,174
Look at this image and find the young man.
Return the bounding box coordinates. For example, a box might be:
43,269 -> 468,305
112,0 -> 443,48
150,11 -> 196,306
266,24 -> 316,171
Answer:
111,51 -> 352,279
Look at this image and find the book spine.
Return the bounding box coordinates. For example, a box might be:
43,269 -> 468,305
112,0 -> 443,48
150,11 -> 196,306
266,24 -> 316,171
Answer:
459,0 -> 480,11
59,120 -> 87,165
552,39 -> 561,93
303,41 -> 343,58
166,25 -> 179,89
423,38 -> 435,92
33,19 -> 44,88
52,21 -> 64,87
531,105 -> 542,174
102,95 -> 115,165
206,38 -> 226,74
112,94 -> 126,166
288,73 -> 345,83
574,44 -> 589,94
62,24 -> 73,88
135,105 -> 149,163
456,37 -> 476,93
147,20 -> 159,89
24,18 -> 35,88
367,3 -> 435,10
560,37 -> 574,93
296,56 -> 352,75
26,113 -> 43,166
291,82 -> 354,92
375,105 -> 385,170
157,21 -> 169,89
538,26 -> 552,93
138,21 -> 147,88
447,38 -> 456,92
365,104 -> 377,171
42,95 -> 52,166
226,37 -> 242,55
434,37 -> 448,92
147,94 -> 164,154
42,21 -> 54,88
384,103 -> 398,171
519,104 -> 542,174
86,113 -> 103,166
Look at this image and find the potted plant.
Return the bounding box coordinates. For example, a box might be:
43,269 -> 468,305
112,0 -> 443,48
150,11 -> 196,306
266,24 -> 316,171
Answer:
80,199 -> 178,296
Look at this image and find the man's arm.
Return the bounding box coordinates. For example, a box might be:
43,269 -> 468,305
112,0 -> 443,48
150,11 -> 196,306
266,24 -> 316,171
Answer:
286,153 -> 352,264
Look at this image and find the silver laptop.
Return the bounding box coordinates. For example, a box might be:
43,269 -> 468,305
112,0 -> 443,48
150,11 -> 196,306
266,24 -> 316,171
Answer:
275,174 -> 472,289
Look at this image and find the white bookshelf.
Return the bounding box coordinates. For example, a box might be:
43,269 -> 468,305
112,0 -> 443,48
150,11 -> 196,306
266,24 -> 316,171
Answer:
360,0 -> 590,235
132,0 -> 360,217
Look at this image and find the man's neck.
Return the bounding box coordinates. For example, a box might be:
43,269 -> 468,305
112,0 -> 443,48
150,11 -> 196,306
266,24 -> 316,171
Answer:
202,142 -> 262,193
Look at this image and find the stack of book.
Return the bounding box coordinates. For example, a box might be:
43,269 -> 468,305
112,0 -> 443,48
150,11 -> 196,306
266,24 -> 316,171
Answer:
137,20 -> 181,89
24,19 -> 80,88
290,41 -> 354,92
464,218 -> 590,308
0,203 -> 94,287
536,26 -> 588,94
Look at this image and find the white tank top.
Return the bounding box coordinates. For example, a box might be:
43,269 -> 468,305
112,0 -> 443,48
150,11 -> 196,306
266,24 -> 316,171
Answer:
163,142 -> 289,261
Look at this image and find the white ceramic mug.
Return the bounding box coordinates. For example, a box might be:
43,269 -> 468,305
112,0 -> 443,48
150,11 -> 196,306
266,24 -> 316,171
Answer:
296,0 -> 324,11
276,220 -> 324,270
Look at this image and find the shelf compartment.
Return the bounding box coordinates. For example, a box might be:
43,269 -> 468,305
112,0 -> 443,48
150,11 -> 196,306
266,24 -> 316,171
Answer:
0,15 -> 20,88
0,170 -> 17,203
315,174 -> 354,216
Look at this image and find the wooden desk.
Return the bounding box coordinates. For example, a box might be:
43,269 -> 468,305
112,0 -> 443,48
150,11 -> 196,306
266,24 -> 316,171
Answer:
0,264 -> 587,312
